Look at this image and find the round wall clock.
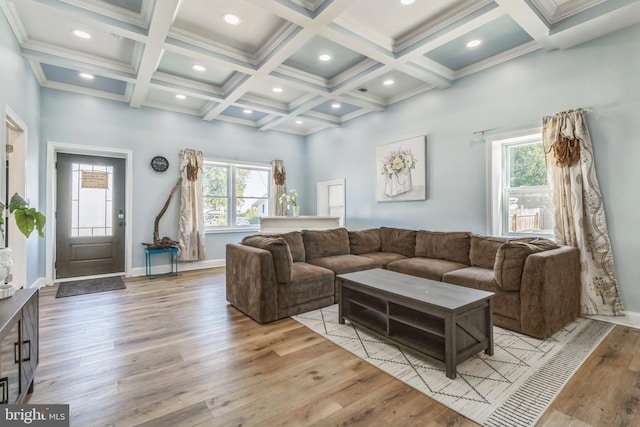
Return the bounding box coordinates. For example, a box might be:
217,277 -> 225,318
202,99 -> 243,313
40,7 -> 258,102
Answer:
150,155 -> 169,172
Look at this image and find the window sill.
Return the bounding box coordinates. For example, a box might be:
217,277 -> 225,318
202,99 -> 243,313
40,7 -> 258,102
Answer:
501,232 -> 555,239
206,227 -> 260,235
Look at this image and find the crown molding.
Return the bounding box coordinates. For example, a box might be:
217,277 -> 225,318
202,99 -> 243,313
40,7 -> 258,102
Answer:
454,40 -> 541,80
57,0 -> 150,28
332,15 -> 394,52
150,73 -> 225,101
328,58 -> 381,89
387,83 -> 434,105
42,80 -> 127,102
168,27 -> 258,67
531,0 -> 607,24
254,22 -> 301,66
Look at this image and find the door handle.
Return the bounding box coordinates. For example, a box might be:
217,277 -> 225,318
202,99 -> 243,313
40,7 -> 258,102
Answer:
118,209 -> 124,219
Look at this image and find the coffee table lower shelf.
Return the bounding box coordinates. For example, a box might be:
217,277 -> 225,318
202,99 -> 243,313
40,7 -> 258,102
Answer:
338,269 -> 494,379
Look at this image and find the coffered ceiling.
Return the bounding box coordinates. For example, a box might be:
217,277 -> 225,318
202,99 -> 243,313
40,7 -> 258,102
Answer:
2,0 -> 639,135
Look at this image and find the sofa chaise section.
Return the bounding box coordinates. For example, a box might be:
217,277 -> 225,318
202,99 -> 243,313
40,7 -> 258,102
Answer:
225,235 -> 334,324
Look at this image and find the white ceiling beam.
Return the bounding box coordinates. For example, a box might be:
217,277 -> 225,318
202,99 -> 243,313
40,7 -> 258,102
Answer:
202,0 -> 358,122
21,47 -> 136,80
129,0 -> 181,108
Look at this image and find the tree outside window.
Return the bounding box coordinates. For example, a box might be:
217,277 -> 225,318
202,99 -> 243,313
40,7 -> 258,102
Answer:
203,161 -> 270,230
488,130 -> 554,237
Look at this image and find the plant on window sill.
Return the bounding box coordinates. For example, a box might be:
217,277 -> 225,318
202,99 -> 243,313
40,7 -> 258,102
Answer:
279,189 -> 298,210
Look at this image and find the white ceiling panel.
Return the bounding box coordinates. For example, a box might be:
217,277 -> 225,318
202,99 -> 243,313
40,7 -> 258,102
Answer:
3,0 -> 639,135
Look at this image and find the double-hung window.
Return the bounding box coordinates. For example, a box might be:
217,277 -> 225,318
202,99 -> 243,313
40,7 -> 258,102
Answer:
202,159 -> 271,231
487,128 -> 554,238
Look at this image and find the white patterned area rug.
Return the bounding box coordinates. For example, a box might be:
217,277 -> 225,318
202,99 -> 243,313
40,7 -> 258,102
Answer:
293,305 -> 613,427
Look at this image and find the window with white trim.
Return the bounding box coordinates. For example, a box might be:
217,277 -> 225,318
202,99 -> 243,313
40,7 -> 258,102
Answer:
202,159 -> 271,231
487,128 -> 554,238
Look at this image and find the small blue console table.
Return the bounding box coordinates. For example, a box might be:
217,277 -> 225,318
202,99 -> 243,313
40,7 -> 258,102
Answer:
144,247 -> 179,279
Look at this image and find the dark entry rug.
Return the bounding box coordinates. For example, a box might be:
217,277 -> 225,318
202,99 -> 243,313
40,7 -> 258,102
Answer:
55,276 -> 126,298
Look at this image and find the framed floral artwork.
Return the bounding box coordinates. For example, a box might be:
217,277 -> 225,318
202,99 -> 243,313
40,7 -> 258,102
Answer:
376,136 -> 426,202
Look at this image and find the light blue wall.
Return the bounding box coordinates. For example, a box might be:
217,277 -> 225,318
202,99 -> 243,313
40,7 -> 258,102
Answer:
305,24 -> 640,312
0,12 -> 44,287
41,90 -> 306,269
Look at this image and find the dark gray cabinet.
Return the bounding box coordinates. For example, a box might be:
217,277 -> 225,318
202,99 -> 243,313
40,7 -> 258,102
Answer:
0,288 -> 38,404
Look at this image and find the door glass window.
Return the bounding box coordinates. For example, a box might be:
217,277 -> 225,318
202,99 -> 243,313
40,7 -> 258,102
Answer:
70,163 -> 113,237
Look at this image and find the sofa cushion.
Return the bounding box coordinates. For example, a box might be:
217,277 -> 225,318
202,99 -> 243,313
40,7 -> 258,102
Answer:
278,263 -> 334,309
387,257 -> 468,281
302,228 -> 350,261
276,231 -> 305,262
494,238 -> 559,291
415,231 -> 471,265
307,254 -> 379,275
469,235 -> 510,269
348,228 -> 381,254
380,227 -> 416,257
443,267 -> 521,322
241,236 -> 293,284
358,252 -> 407,267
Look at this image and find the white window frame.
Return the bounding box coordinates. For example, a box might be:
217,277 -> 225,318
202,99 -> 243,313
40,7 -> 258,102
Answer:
486,126 -> 554,238
203,158 -> 271,233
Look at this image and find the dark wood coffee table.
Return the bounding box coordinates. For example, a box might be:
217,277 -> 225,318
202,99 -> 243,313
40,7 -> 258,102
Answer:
337,268 -> 494,379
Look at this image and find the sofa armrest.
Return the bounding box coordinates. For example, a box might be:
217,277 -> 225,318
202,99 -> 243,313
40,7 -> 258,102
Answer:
519,246 -> 581,339
226,243 -> 278,323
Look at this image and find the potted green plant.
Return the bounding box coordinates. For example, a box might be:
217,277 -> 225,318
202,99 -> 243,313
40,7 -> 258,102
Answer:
0,193 -> 46,239
0,193 -> 46,294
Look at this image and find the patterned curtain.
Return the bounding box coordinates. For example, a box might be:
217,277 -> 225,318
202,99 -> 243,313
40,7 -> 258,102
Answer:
542,109 -> 623,316
178,149 -> 206,261
272,160 -> 287,216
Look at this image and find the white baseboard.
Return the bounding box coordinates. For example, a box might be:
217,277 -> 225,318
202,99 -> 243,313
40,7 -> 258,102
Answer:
129,258 -> 225,277
587,311 -> 640,330
32,277 -> 48,289
30,266 -> 639,331
27,259 -> 225,288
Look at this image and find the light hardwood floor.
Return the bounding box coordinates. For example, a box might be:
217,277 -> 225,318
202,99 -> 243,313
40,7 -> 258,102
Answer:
27,268 -> 640,426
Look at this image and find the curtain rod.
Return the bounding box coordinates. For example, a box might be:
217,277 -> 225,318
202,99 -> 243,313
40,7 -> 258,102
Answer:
202,153 -> 273,164
472,106 -> 594,136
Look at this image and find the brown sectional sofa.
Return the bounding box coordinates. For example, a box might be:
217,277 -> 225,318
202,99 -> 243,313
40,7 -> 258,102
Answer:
226,226 -> 581,339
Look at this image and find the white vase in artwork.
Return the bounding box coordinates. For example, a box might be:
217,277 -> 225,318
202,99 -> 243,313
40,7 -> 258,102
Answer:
0,247 -> 13,284
384,172 -> 412,197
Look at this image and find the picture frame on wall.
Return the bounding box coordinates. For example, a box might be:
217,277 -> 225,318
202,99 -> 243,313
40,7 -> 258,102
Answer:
375,135 -> 426,202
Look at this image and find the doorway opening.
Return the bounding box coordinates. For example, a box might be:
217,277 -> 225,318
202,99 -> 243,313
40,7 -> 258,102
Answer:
4,108 -> 28,289
46,142 -> 133,283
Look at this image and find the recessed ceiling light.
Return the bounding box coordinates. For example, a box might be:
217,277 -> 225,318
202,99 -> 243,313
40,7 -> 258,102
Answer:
79,72 -> 94,80
223,12 -> 241,25
295,120 -> 303,124
175,94 -> 186,100
331,103 -> 341,109
72,29 -> 91,39
383,79 -> 395,86
272,87 -> 283,93
318,54 -> 332,62
466,39 -> 482,48
192,64 -> 206,72
400,0 -> 415,5
243,109 -> 253,114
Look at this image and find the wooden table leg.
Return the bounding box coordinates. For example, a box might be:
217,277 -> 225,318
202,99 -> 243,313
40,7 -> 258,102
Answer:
444,314 -> 456,379
485,298 -> 494,356
338,279 -> 345,324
